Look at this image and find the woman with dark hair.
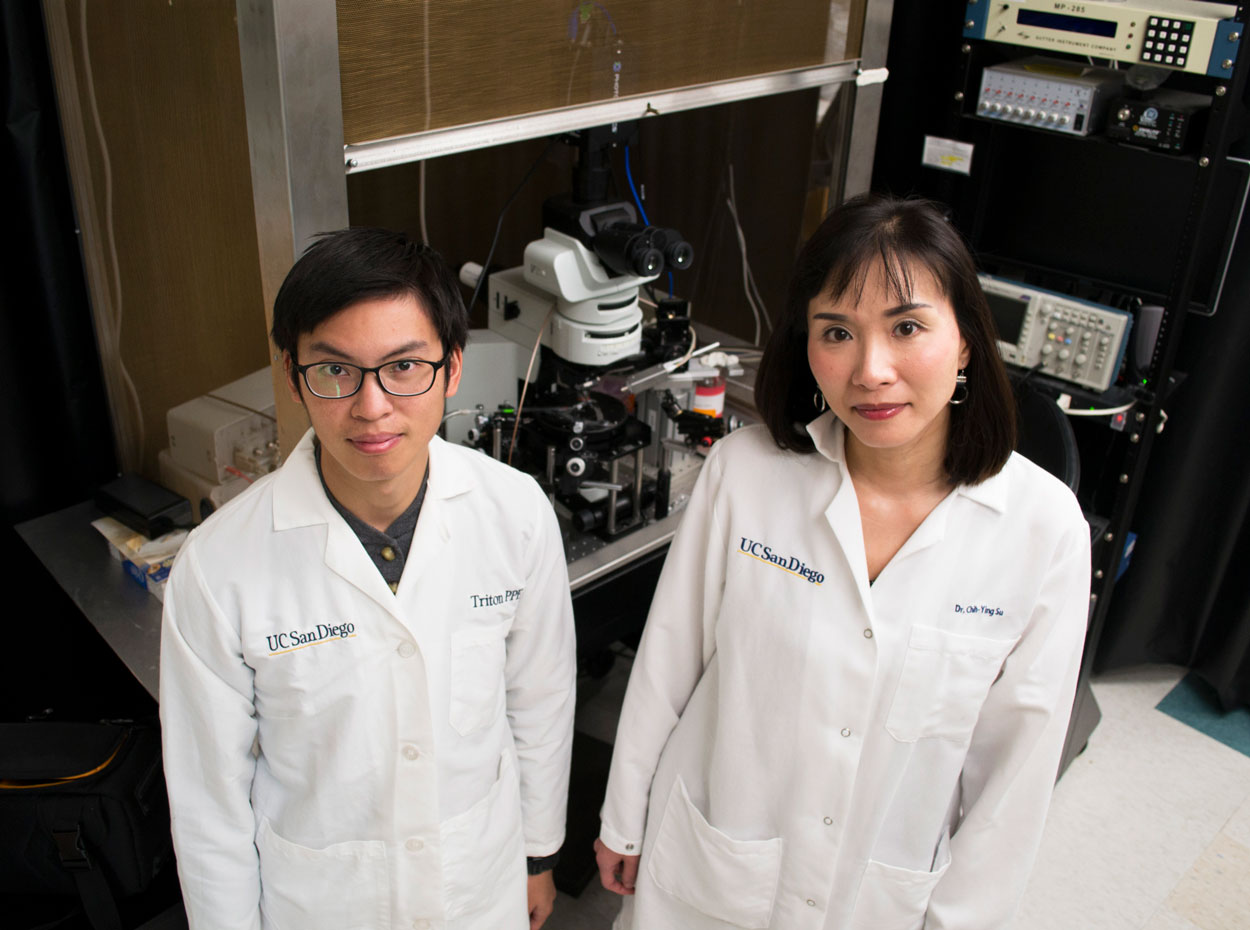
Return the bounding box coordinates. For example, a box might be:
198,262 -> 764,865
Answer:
594,194 -> 1090,929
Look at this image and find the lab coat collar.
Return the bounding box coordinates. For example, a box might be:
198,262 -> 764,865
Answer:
953,462 -> 1009,514
804,412 -> 1009,515
272,429 -> 341,532
805,410 -> 845,464
272,431 -> 474,530
270,430 -> 474,621
805,412 -> 1009,600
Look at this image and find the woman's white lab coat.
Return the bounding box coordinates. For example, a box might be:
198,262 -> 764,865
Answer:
160,430 -> 576,930
600,413 -> 1090,930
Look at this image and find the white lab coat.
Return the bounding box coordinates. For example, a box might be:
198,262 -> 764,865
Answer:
600,413 -> 1090,930
160,430 -> 576,930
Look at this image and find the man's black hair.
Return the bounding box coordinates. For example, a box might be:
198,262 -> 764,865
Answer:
271,227 -> 469,362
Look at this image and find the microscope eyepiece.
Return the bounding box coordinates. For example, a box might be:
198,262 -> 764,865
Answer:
593,224 -> 695,278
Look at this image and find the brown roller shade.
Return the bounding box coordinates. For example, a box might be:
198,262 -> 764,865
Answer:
337,0 -> 853,145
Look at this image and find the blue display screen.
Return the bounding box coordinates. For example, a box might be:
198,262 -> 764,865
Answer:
1017,10 -> 1118,38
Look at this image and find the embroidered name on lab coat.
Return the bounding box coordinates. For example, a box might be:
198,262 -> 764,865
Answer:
955,603 -> 1005,617
265,622 -> 357,655
738,537 -> 825,585
469,588 -> 523,608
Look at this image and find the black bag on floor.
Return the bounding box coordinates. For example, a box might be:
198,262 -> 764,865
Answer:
0,721 -> 173,930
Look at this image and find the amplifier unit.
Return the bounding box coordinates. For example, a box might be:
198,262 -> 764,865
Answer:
976,57 -> 1126,135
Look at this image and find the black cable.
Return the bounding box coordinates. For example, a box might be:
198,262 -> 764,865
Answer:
1015,362 -> 1046,391
468,137 -> 560,314
205,392 -> 276,421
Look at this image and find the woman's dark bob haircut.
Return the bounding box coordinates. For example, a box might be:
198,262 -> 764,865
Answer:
755,193 -> 1016,486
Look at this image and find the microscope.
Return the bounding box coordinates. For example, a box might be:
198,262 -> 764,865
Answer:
462,125 -> 721,539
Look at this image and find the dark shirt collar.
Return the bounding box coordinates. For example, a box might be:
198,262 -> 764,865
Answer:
313,439 -> 429,592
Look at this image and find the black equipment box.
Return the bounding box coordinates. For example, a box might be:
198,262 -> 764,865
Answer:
1106,91 -> 1210,153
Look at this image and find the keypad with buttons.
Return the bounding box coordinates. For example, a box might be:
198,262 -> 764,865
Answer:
1038,304 -> 1120,384
1142,17 -> 1193,68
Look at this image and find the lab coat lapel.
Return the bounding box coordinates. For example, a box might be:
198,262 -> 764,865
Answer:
887,491 -> 953,567
880,450 -> 1013,576
270,429 -> 434,621
394,436 -> 472,598
824,469 -> 874,609
808,414 -> 875,609
322,517 -> 400,617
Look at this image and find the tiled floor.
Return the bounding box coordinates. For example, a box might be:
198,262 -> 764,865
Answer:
547,662 -> 1250,930
1017,666 -> 1250,930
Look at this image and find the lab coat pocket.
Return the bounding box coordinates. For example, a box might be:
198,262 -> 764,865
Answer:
449,623 -> 508,736
441,750 -> 525,920
255,818 -> 388,930
885,625 -> 1018,743
647,777 -> 783,929
849,831 -> 951,930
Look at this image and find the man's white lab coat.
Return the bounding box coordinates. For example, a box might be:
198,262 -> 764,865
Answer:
160,430 -> 575,930
600,414 -> 1090,930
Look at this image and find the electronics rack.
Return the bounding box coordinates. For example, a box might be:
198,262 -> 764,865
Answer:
873,2 -> 1249,772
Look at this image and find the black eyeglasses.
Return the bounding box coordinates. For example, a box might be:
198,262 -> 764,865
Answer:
292,357 -> 448,399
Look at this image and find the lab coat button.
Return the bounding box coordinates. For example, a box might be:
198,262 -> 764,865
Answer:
806,898 -> 816,907
402,744 -> 420,761
397,641 -> 416,658
823,816 -> 833,825
840,727 -> 851,737
406,837 -> 424,852
381,546 -> 396,561
863,628 -> 873,638
625,843 -> 635,851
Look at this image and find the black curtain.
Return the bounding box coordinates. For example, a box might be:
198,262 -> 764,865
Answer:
1,3 -> 152,722
1094,210 -> 1250,710
2,1 -> 117,521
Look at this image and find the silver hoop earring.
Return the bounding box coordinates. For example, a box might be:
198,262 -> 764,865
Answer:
813,391 -> 827,412
949,369 -> 969,406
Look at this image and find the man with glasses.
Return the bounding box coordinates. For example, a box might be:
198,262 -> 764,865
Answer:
160,229 -> 575,930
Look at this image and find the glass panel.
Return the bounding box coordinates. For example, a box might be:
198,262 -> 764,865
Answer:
337,0 -> 858,145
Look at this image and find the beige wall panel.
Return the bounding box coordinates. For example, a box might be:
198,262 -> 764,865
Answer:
338,0 -> 845,144
46,0 -> 267,478
846,0 -> 866,58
